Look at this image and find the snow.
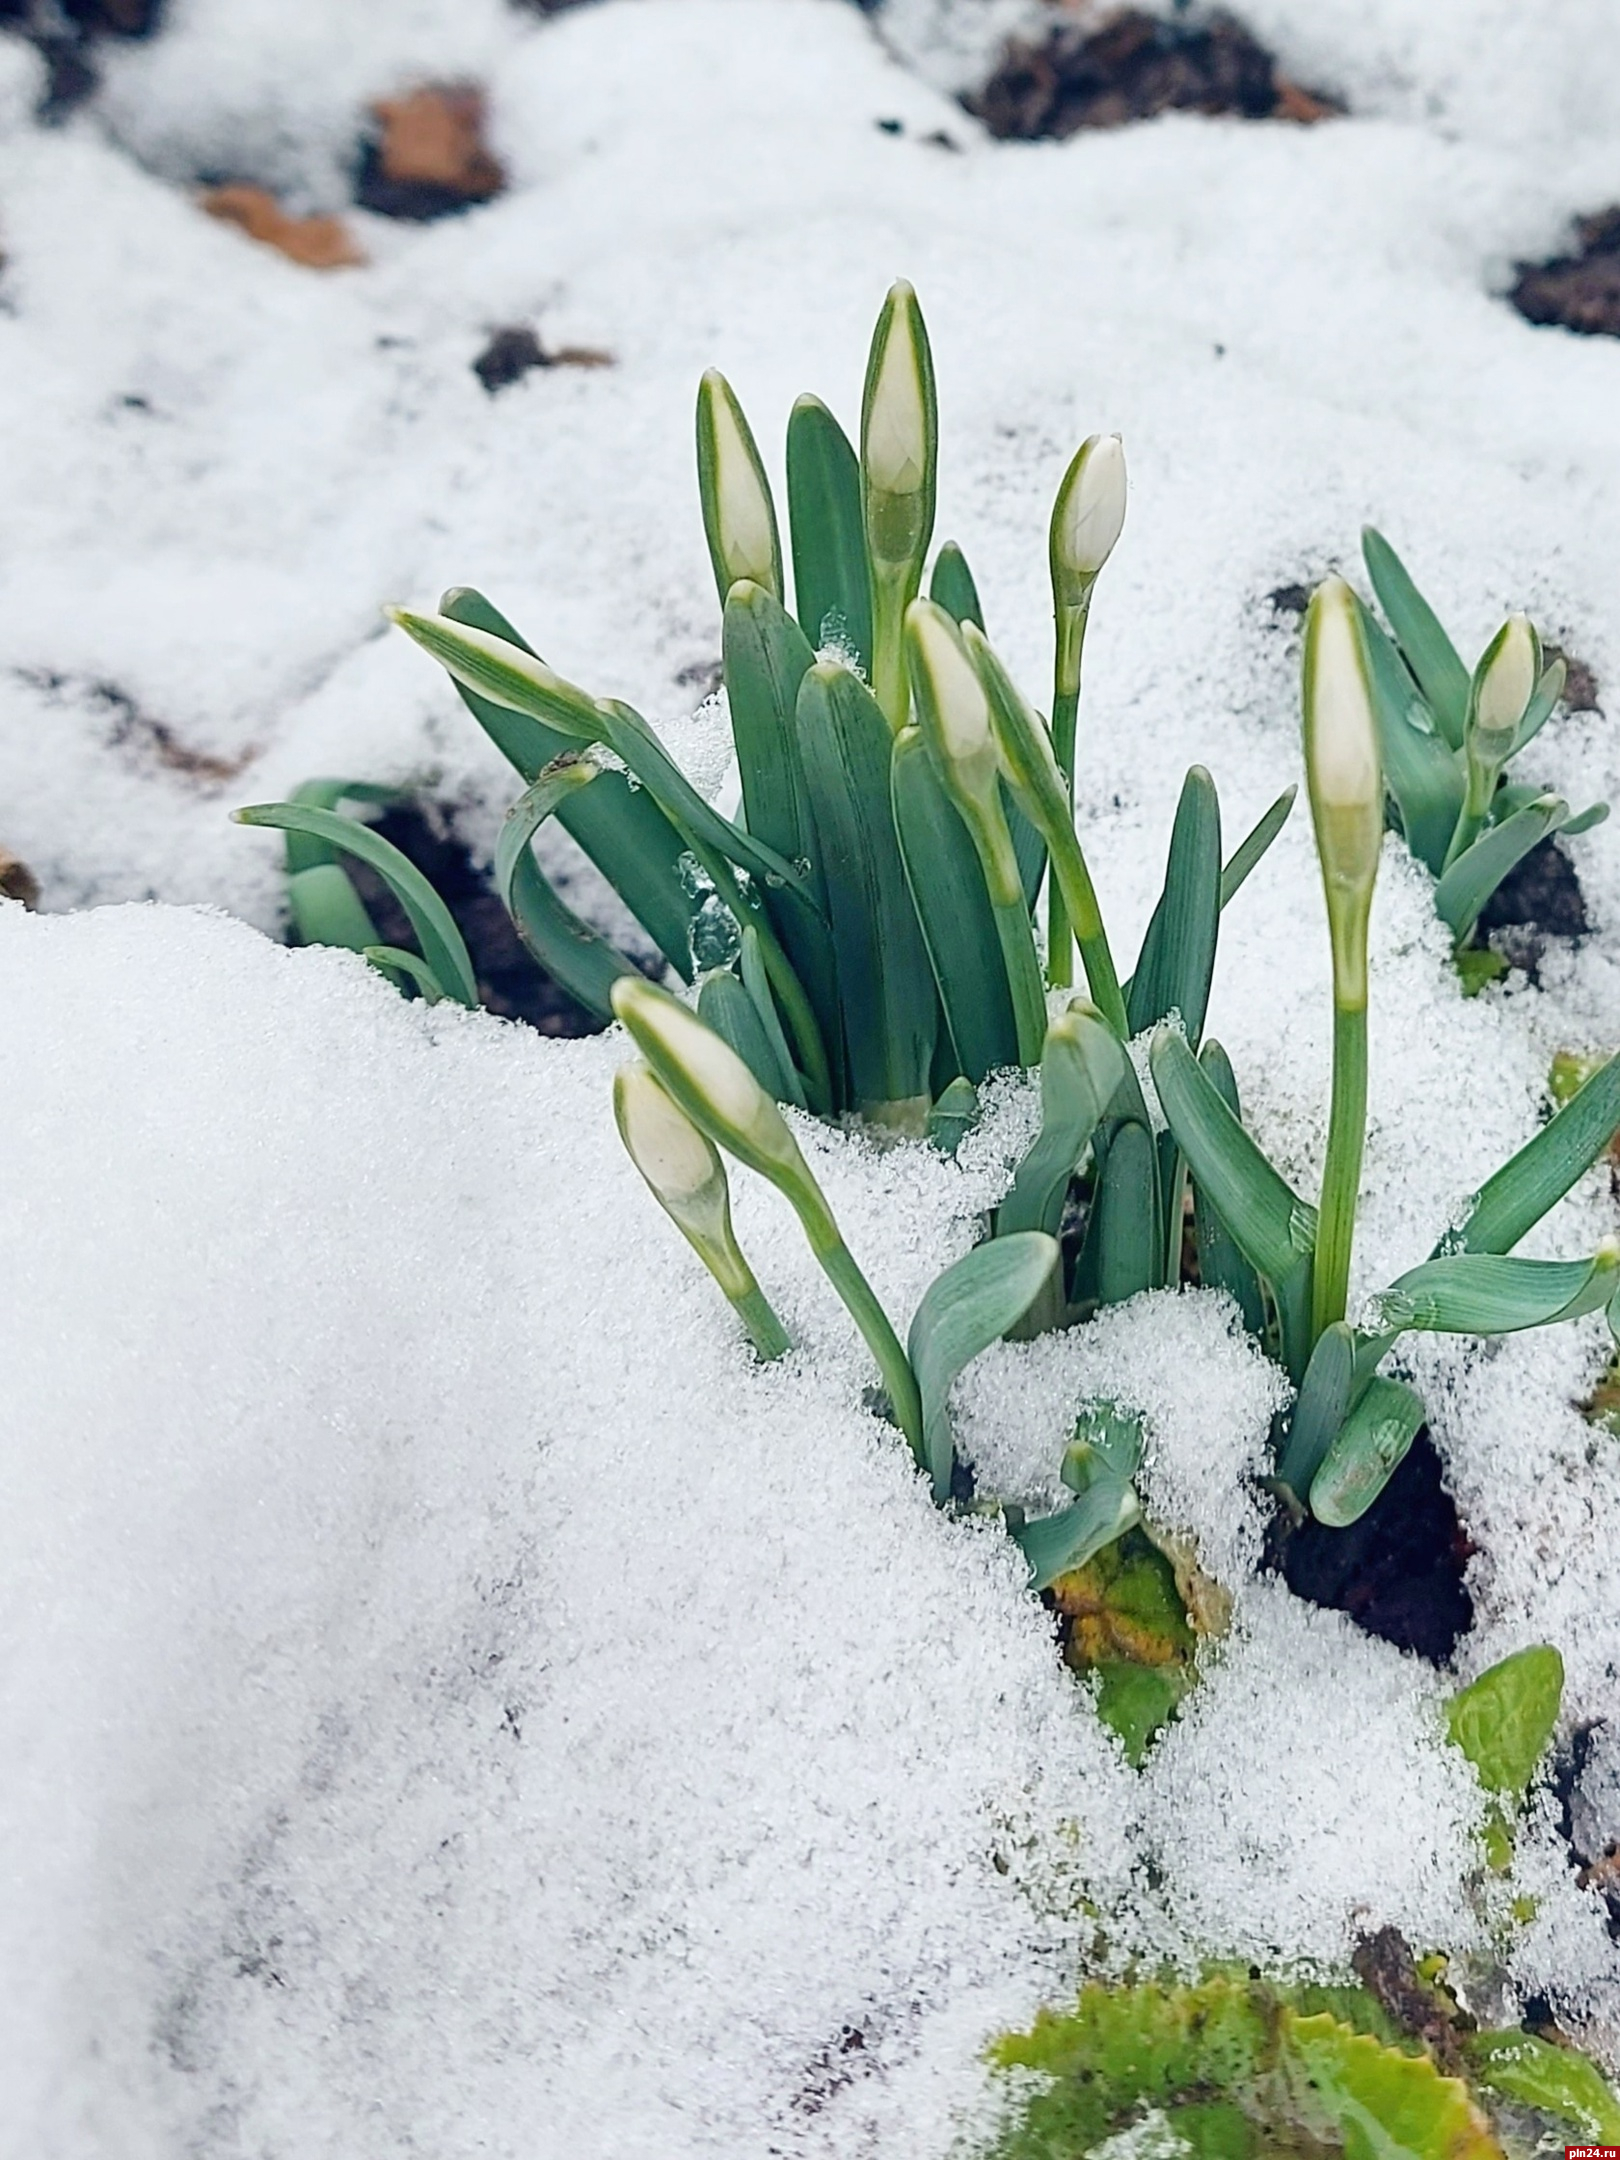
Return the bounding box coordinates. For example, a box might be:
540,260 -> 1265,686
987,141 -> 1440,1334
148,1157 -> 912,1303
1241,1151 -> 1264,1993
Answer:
4,0 -> 1620,2147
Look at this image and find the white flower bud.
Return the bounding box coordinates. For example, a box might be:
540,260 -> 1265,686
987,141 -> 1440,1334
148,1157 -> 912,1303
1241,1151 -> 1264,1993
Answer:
610,975 -> 810,1191
1472,613 -> 1539,748
614,1060 -> 721,1207
908,601 -> 994,780
1303,576 -> 1384,1006
1050,433 -> 1127,605
696,369 -> 781,603
862,283 -> 930,497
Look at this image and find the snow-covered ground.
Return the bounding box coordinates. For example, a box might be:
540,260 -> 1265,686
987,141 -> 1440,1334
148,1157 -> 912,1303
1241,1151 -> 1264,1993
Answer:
3,1 -> 1620,2152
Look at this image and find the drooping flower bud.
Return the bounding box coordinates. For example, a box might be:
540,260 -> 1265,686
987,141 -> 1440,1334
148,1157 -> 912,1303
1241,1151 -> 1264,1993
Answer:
388,607 -> 603,740
1302,576 -> 1384,1007
695,369 -> 782,607
613,1062 -> 753,1299
609,975 -> 835,1246
1050,433 -> 1127,609
905,600 -> 1020,906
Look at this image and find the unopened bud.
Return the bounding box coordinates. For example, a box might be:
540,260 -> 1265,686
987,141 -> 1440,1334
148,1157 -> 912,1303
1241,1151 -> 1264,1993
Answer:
1303,577 -> 1383,1006
695,369 -> 782,606
1471,613 -> 1540,750
614,1062 -> 756,1300
862,281 -> 936,570
388,607 -> 603,741
1050,433 -> 1127,607
906,600 -> 1021,907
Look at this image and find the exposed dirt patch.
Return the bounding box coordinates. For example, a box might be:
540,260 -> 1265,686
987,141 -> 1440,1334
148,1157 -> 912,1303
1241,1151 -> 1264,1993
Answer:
344,801 -> 606,1035
200,185 -> 366,270
4,0 -> 162,118
966,7 -> 1339,142
356,85 -> 505,222
472,326 -> 615,392
16,669 -> 254,787
1273,1429 -> 1475,1664
0,849 -> 40,909
1474,834 -> 1589,981
1512,209 -> 1620,339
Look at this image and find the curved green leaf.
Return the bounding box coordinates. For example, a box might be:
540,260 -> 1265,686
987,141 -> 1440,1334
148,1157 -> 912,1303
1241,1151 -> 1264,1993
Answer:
1276,1319 -> 1355,1500
926,1075 -> 979,1157
1508,657 -> 1566,757
236,802 -> 478,1007
1087,1118 -> 1161,1306
696,969 -> 792,1100
1370,1246 -> 1620,1337
1435,795 -> 1569,945
1444,1051 -> 1620,1258
928,540 -> 984,630
1355,595 -> 1466,875
1308,1375 -> 1425,1526
282,777 -> 402,875
1446,1645 -> 1564,1800
494,758 -> 641,1020
1465,2029 -> 1620,2140
1016,1482 -> 1141,1592
1220,785 -> 1296,909
361,945 -> 445,1001
1191,1041 -> 1266,1337
907,1231 -> 1059,1501
786,393 -> 871,668
286,860 -> 381,954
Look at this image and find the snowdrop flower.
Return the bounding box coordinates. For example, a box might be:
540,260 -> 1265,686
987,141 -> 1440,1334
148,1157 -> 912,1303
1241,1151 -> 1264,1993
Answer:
907,600 -> 1020,905
1471,612 -> 1540,754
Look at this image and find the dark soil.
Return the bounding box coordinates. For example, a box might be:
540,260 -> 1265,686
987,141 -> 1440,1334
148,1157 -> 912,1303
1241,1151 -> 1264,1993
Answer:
1273,1429 -> 1474,1663
472,326 -> 615,392
344,802 -> 607,1036
1473,834 -> 1589,981
966,7 -> 1339,142
354,85 -> 505,223
3,0 -> 161,118
1552,1723 -> 1620,1941
1511,209 -> 1620,339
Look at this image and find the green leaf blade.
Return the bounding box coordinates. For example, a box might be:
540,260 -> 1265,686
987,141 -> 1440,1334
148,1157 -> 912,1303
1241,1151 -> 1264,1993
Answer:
1307,1375 -> 1425,1526
786,394 -> 872,669
907,1231 -> 1059,1501
1447,1052 -> 1620,1258
1127,765 -> 1221,1046
1446,1645 -> 1565,1800
1362,527 -> 1472,750
1435,795 -> 1569,945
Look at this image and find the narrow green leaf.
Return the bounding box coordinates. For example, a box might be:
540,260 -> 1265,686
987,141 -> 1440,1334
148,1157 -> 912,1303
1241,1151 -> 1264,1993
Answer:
998,1000 -> 1128,1238
892,725 -> 1018,1084
362,945 -> 445,1001
1435,794 -> 1569,944
1362,527 -> 1471,750
907,1230 -> 1059,1501
1191,1040 -> 1265,1336
723,583 -> 841,1068
1087,1119 -> 1160,1306
439,588 -> 699,976
1219,785 -> 1296,910
1370,1245 -> 1620,1337
738,924 -> 806,1109
286,861 -> 381,953
1355,595 -> 1467,874
1561,800 -> 1610,837
927,1075 -> 979,1157
1275,1319 -> 1355,1499
929,541 -> 984,630
1508,656 -> 1566,757
1445,1052 -> 1620,1258
283,777 -> 402,875
1150,1028 -> 1316,1289
235,802 -> 478,1007
1308,1375 -> 1425,1526
1128,765 -> 1221,1046
1465,2029 -> 1620,2139
1017,1482 -> 1142,1592
786,394 -> 871,669
494,759 -> 641,1020
697,969 -> 792,1100
796,660 -> 936,1112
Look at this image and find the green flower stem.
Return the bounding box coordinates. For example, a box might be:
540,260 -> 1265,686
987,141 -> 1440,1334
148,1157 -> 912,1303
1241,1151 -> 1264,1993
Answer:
811,1232 -> 925,1465
731,1283 -> 793,1361
993,897 -> 1051,1068
1442,757 -> 1501,873
1047,598 -> 1091,986
871,564 -> 915,733
1045,818 -> 1127,1039
1312,998 -> 1368,1339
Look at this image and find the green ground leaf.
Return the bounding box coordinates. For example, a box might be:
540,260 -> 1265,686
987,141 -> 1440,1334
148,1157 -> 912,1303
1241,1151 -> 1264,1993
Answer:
1464,2030 -> 1620,2140
907,1231 -> 1059,1500
1445,1645 -> 1564,1800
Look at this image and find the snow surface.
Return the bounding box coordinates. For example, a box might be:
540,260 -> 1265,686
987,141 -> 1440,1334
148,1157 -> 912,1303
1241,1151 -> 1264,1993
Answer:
4,0 -> 1620,2149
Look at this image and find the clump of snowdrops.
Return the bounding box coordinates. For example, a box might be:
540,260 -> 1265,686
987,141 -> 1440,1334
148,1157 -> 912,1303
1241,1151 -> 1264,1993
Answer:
234,285 -> 1620,1588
